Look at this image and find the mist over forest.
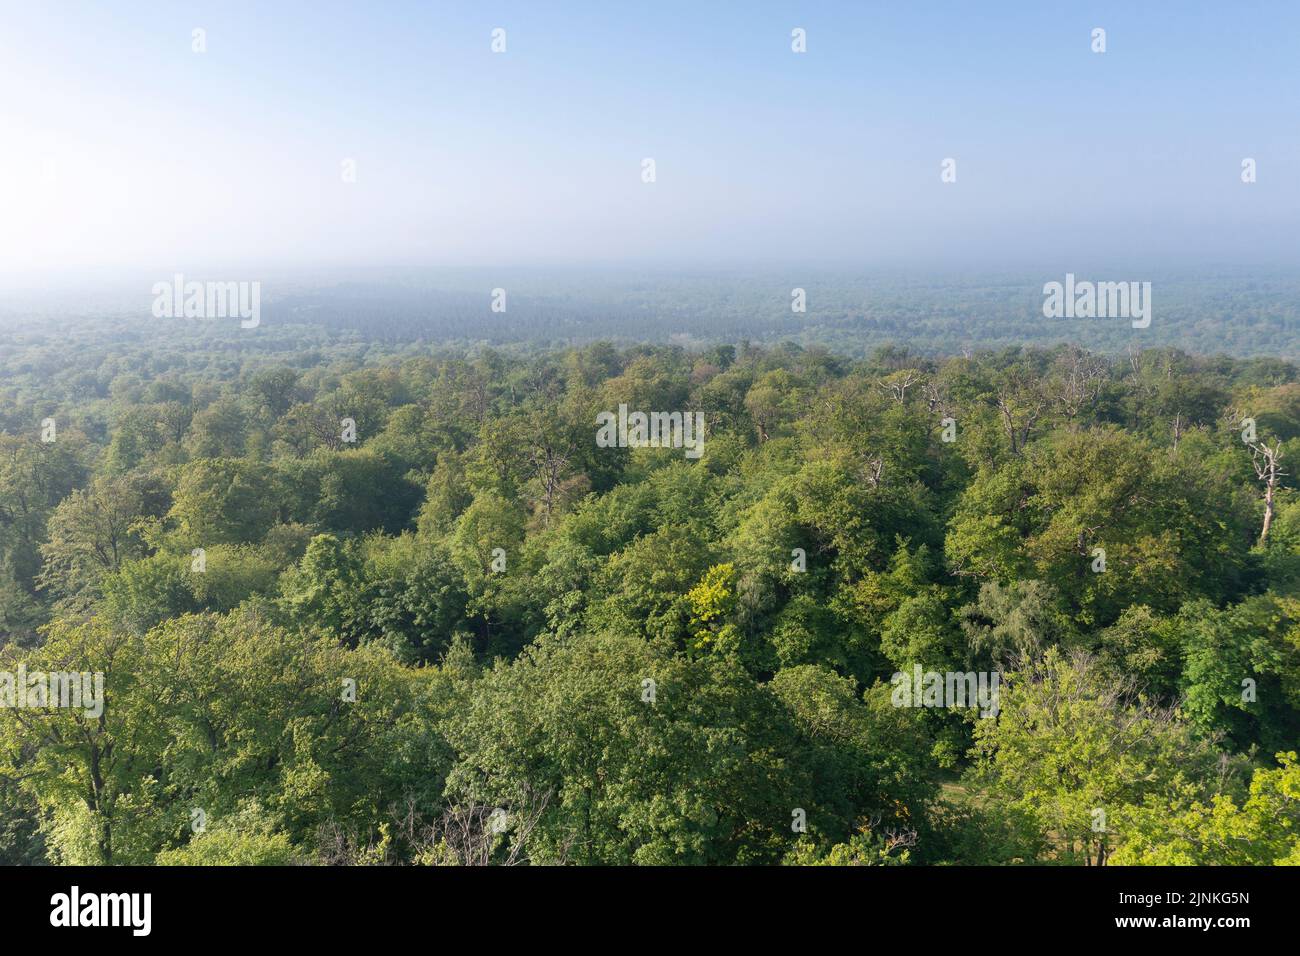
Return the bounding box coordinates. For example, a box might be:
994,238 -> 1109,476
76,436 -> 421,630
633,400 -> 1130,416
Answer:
6,267 -> 1300,360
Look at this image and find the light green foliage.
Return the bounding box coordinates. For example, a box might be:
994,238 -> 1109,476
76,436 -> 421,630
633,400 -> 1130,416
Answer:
168,458 -> 279,546
686,562 -> 740,654
1111,753 -> 1300,865
783,830 -> 912,866
2,339 -> 1300,865
155,803 -> 305,866
0,611 -> 451,864
972,648 -> 1218,865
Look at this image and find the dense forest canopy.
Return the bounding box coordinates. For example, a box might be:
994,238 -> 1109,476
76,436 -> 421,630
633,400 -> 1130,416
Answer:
1,323 -> 1299,866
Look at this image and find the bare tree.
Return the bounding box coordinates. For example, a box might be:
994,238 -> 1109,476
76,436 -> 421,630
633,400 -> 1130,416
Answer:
1249,440 -> 1285,545
861,454 -> 885,487
921,380 -> 952,420
1125,344 -> 1154,400
1049,347 -> 1107,421
996,389 -> 1045,457
419,787 -> 560,866
315,785 -> 563,867
867,813 -> 919,855
877,370 -> 920,404
527,437 -> 574,524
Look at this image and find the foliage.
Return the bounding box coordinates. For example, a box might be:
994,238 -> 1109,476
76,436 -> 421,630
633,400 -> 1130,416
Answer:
1,336 -> 1298,864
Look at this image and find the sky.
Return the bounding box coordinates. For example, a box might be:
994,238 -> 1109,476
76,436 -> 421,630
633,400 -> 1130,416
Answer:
1,0 -> 1298,286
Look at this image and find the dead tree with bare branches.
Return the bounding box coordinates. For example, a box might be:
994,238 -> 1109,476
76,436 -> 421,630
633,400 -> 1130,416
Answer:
1049,347 -> 1108,422
1249,440 -> 1285,545
877,370 -> 920,404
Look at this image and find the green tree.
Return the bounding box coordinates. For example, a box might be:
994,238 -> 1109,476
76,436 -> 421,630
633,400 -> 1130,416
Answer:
1110,753 -> 1300,865
168,458 -> 279,546
444,629 -> 805,865
971,648 -> 1218,865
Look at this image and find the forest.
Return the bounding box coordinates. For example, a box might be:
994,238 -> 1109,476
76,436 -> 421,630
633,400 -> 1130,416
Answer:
9,268 -> 1300,361
1,329 -> 1298,866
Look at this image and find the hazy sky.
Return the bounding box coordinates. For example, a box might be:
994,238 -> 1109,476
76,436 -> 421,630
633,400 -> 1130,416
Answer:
2,0 -> 1298,283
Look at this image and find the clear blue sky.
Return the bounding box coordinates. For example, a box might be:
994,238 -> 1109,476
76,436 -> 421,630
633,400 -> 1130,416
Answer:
1,0 -> 1297,281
